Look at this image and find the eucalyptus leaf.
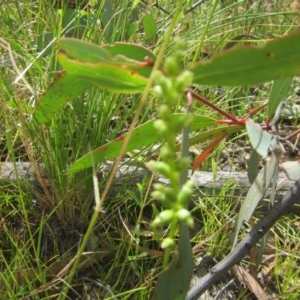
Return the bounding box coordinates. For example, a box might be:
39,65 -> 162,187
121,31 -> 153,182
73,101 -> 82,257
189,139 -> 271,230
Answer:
246,119 -> 277,158
68,114 -> 217,173
33,72 -> 93,124
232,154 -> 277,247
268,78 -> 293,119
152,223 -> 193,300
281,161 -> 300,181
58,38 -> 113,63
57,52 -> 148,93
247,150 -> 260,184
102,42 -> 156,61
192,32 -> 300,86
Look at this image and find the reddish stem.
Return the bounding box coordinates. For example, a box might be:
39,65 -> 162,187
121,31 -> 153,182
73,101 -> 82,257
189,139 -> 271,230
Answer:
216,119 -> 246,125
189,90 -> 239,123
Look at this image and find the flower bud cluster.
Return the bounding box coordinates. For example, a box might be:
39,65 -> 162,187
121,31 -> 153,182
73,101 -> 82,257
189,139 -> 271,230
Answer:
148,49 -> 194,250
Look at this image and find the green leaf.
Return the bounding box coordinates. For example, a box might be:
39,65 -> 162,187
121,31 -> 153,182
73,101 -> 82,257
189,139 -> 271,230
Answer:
34,39 -> 156,123
102,42 -> 156,62
185,124 -> 243,148
33,72 -> 93,123
232,154 -> 277,247
58,39 -> 113,63
101,0 -> 114,33
281,161 -> 300,181
68,114 -> 217,173
268,77 -> 293,119
102,42 -> 156,77
246,119 -> 277,158
192,32 -> 300,86
58,39 -> 156,78
152,223 -> 193,300
143,14 -> 157,42
247,150 -> 260,184
57,52 -> 148,93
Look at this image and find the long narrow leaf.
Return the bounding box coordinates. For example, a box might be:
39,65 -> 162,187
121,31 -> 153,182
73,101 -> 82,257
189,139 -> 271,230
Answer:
152,223 -> 193,300
183,125 -> 243,148
192,32 -> 300,86
58,38 -> 113,63
68,114 -> 217,173
58,39 -> 156,78
102,42 -> 156,61
246,119 -> 277,158
192,134 -> 226,171
57,52 -> 148,92
232,154 -> 277,247
33,72 -> 93,123
268,77 -> 293,119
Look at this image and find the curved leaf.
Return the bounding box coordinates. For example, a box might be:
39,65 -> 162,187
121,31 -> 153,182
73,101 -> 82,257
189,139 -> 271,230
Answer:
246,119 -> 277,158
152,223 -> 193,300
58,39 -> 156,78
102,42 -> 156,77
102,42 -> 156,61
192,135 -> 226,171
33,72 -> 93,123
281,161 -> 300,181
268,77 -> 293,119
192,31 -> 300,86
184,124 -> 243,148
232,154 -> 277,247
57,52 -> 148,92
34,40 -> 156,123
58,38 -> 113,63
68,114 -> 217,173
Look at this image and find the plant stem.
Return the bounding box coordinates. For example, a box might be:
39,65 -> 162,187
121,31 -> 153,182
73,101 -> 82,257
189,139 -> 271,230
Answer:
59,1 -> 185,298
190,90 -> 239,123
162,218 -> 179,268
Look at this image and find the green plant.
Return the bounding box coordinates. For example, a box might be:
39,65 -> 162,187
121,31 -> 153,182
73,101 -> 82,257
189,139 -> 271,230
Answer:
2,1 -> 300,298
32,23 -> 300,298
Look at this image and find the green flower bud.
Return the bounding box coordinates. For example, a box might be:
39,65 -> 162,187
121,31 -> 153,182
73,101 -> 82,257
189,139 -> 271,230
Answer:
161,237 -> 175,249
176,71 -> 194,92
165,89 -> 179,106
177,208 -> 194,228
153,183 -> 177,204
153,119 -> 168,136
158,209 -> 175,223
151,216 -> 162,228
177,208 -> 191,221
177,180 -> 194,205
158,104 -> 172,119
160,144 -> 174,160
151,190 -> 165,201
164,57 -> 180,77
159,76 -> 173,95
145,160 -> 157,172
151,210 -> 174,228
152,70 -> 164,83
153,85 -> 163,96
154,161 -> 172,177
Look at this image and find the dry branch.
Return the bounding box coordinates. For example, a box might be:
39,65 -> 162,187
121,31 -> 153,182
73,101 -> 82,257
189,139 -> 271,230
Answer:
0,161 -> 294,191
